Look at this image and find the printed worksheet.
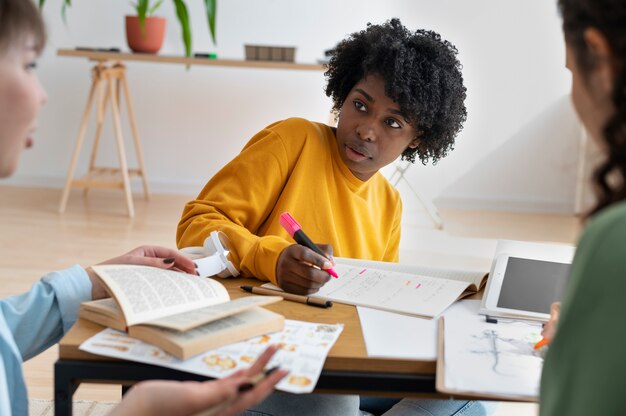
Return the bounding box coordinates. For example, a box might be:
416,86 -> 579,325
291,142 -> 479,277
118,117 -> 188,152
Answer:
80,320 -> 343,394
264,263 -> 472,318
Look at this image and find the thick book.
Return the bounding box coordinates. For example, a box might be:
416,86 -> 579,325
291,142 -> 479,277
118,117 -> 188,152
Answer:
80,264 -> 284,359
262,257 -> 488,318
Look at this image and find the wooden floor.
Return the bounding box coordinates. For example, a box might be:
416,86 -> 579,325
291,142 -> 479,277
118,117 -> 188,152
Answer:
0,185 -> 583,413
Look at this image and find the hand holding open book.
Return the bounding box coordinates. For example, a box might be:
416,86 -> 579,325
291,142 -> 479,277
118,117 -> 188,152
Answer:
80,265 -> 284,359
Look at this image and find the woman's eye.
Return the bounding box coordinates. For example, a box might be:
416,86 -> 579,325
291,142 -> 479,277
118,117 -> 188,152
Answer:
24,62 -> 37,71
354,100 -> 366,112
386,118 -> 401,129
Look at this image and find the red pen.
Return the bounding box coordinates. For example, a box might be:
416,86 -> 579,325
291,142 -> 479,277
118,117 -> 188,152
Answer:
279,212 -> 339,278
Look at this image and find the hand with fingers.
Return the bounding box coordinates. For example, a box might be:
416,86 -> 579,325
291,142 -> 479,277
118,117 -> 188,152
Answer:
276,243 -> 335,295
541,302 -> 561,343
110,344 -> 288,416
86,246 -> 198,300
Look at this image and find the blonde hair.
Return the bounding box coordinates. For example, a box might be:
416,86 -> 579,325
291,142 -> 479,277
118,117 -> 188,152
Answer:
0,0 -> 46,55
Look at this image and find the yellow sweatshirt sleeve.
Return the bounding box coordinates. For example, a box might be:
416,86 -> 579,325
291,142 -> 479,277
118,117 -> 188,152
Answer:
176,127 -> 293,285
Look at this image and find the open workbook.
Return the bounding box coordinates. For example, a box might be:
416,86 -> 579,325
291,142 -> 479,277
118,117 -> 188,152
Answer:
80,265 -> 284,359
263,257 -> 487,318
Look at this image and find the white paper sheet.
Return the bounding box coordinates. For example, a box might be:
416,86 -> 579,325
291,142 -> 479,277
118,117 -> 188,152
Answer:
443,301 -> 544,399
358,300 -> 481,360
79,320 -> 343,394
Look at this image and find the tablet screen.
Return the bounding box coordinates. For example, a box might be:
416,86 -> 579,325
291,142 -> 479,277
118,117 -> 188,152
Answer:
496,257 -> 571,314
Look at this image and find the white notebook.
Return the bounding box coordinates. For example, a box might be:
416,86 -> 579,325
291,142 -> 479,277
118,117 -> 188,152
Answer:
263,257 -> 487,318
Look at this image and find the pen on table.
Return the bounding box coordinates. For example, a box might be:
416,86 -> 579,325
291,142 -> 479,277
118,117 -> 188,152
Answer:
192,366 -> 280,416
279,211 -> 339,278
533,337 -> 550,350
240,285 -> 333,308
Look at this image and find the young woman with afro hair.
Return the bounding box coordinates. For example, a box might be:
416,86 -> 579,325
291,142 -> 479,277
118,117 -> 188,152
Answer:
177,19 -> 487,416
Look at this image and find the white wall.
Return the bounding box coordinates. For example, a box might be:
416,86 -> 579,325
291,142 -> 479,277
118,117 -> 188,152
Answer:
9,0 -> 577,213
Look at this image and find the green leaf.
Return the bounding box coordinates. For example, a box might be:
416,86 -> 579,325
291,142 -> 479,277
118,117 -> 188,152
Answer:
173,0 -> 192,57
137,0 -> 147,31
138,0 -> 148,18
38,0 -> 46,9
61,0 -> 68,23
204,0 -> 217,45
148,0 -> 164,16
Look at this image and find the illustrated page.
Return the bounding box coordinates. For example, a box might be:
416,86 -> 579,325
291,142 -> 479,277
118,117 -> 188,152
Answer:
80,319 -> 343,394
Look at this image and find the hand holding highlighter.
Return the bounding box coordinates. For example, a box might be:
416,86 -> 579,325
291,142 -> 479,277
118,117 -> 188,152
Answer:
279,212 -> 339,278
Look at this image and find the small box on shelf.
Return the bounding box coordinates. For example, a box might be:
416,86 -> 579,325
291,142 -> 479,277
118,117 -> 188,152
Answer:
244,45 -> 296,62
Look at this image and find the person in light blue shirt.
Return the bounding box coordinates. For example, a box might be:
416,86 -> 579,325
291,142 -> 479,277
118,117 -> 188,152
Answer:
0,265 -> 90,415
0,0 -> 287,414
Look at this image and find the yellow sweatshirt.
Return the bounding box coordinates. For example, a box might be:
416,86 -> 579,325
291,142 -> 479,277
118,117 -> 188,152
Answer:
177,117 -> 402,285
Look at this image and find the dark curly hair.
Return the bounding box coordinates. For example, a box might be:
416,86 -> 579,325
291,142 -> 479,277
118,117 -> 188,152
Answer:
558,0 -> 626,217
324,18 -> 467,165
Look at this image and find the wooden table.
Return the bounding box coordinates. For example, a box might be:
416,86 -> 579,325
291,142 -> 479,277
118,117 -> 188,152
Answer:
55,277 -> 440,415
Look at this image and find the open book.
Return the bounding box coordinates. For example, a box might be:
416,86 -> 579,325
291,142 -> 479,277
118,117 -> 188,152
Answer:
263,257 -> 487,318
80,265 -> 284,359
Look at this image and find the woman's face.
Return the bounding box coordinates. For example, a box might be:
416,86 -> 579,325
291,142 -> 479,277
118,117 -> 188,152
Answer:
335,74 -> 418,181
565,36 -> 614,144
0,38 -> 47,178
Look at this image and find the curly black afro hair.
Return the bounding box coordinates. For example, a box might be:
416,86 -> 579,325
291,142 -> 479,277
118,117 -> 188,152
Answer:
325,18 -> 467,165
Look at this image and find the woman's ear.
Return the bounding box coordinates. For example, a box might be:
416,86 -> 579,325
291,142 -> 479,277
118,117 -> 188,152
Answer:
583,27 -> 616,94
407,137 -> 420,149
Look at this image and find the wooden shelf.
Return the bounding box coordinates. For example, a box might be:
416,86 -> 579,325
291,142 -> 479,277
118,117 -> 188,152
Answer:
57,48 -> 325,71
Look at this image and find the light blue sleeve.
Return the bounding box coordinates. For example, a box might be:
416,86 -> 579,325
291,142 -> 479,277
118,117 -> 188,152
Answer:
0,265 -> 92,361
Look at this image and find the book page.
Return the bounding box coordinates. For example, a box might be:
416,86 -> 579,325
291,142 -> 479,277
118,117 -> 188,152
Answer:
91,265 -> 230,326
79,299 -> 126,331
130,307 -> 284,359
145,296 -> 283,332
263,263 -> 472,318
80,298 -> 123,319
80,320 -> 344,394
442,300 -> 544,400
141,308 -> 281,342
335,257 -> 487,288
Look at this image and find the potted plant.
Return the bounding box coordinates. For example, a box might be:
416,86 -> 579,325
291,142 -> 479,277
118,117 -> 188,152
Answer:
126,0 -> 166,54
39,0 -> 217,57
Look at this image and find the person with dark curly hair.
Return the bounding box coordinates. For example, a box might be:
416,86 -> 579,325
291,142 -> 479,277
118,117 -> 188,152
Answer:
325,19 -> 467,166
177,18 -> 467,297
177,18 -> 487,416
536,0 -> 626,415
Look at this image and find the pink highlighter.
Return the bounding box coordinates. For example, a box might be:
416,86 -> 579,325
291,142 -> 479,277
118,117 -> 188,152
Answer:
279,212 -> 339,278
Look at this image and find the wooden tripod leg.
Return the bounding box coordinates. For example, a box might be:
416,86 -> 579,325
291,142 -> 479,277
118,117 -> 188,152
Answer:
85,76 -> 109,198
108,74 -> 135,218
59,75 -> 99,213
121,72 -> 150,200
